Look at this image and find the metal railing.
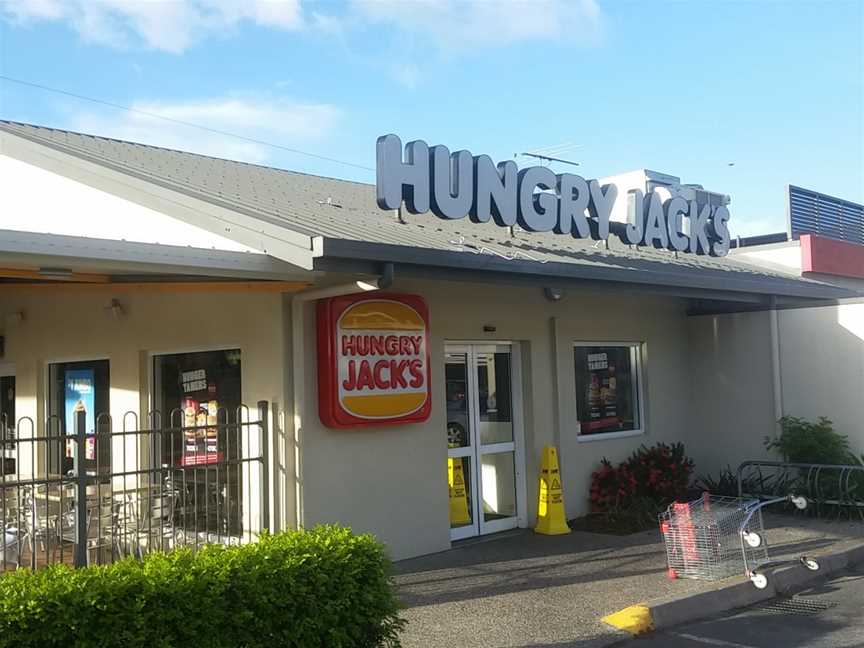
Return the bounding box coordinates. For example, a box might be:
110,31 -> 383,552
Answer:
1,401 -> 269,572
737,460 -> 864,519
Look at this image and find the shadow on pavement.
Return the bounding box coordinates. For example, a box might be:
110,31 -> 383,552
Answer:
511,641 -> 624,648
662,611 -> 848,648
396,528 -> 661,574
396,530 -> 669,609
395,526 -> 840,610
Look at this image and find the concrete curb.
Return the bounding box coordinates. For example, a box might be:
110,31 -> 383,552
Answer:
603,541 -> 864,635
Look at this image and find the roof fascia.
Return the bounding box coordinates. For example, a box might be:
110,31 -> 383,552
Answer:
315,237 -> 856,301
0,229 -> 312,281
729,240 -> 801,254
314,256 -> 769,304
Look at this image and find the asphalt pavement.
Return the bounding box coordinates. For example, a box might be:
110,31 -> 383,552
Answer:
394,516 -> 862,648
623,563 -> 864,648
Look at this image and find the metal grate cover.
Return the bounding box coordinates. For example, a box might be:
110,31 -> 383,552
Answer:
755,597 -> 838,616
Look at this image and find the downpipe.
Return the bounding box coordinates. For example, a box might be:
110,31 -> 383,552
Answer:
768,295 -> 784,429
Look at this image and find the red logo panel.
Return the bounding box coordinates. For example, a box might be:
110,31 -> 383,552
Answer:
317,293 -> 432,428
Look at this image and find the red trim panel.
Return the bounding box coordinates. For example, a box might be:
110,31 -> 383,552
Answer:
801,234 -> 864,280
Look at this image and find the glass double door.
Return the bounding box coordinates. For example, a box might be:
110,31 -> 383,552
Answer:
446,344 -> 523,541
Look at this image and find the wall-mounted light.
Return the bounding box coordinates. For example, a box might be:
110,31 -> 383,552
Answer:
544,287 -> 564,302
106,299 -> 125,319
38,267 -> 73,281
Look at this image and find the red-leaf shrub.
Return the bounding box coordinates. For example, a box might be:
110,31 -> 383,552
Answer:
589,442 -> 694,513
626,442 -> 693,502
589,459 -> 636,512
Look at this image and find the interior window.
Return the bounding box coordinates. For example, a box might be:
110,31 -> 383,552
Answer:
573,344 -> 642,436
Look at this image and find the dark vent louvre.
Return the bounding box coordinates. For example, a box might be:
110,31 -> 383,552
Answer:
788,185 -> 864,245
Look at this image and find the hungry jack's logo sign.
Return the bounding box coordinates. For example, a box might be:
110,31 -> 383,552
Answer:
317,294 -> 431,428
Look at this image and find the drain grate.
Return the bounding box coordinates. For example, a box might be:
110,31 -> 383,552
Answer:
755,597 -> 838,616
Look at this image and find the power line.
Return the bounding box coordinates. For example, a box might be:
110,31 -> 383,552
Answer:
526,141 -> 582,156
0,74 -> 375,173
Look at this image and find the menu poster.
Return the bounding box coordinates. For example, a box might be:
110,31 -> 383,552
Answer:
64,368 -> 96,460
181,369 -> 207,393
585,352 -> 619,431
180,373 -> 221,466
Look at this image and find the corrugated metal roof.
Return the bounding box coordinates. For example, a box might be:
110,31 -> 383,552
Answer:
0,120 -> 857,301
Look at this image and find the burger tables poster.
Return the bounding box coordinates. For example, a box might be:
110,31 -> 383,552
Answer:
317,294 -> 431,428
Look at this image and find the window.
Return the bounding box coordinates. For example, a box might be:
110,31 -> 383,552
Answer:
573,343 -> 643,438
153,349 -> 244,536
1,375 -> 15,473
153,349 -> 242,466
48,360 -> 111,475
0,375 -> 14,431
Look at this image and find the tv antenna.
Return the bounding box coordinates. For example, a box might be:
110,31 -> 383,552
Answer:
518,141 -> 582,167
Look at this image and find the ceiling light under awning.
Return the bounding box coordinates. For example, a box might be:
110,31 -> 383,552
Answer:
38,267 -> 74,280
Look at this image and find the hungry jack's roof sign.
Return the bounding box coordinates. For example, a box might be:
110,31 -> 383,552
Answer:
375,134 -> 732,257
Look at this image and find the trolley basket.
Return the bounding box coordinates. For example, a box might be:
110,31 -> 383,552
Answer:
659,493 -> 816,589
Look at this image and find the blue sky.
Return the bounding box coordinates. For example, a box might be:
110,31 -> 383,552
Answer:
0,0 -> 861,237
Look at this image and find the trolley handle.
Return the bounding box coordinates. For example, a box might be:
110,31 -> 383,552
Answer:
740,494 -> 807,533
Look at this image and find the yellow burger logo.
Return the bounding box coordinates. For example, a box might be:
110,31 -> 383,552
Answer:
337,300 -> 428,419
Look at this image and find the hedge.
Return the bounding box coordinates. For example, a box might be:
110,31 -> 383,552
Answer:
0,526 -> 405,648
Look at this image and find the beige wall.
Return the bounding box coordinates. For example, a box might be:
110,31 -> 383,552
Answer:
686,302 -> 864,476
685,311 -> 776,476
778,303 -> 864,454
0,287 -> 289,529
296,278 -> 694,560
11,280 -> 856,562
712,238 -> 864,464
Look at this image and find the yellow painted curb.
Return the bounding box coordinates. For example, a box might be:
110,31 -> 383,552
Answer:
601,605 -> 654,635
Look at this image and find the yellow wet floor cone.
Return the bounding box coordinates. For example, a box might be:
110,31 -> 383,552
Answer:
448,457 -> 471,525
534,445 -> 571,535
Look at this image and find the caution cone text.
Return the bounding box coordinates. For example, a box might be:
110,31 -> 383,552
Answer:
448,457 -> 471,526
534,445 -> 570,535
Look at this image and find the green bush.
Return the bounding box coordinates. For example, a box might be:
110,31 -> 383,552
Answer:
696,465 -> 796,498
765,416 -> 863,466
0,526 -> 405,648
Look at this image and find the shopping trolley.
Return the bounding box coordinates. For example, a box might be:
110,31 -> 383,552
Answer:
659,493 -> 820,589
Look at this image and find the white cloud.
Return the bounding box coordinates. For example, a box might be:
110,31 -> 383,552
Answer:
2,0 -> 603,54
2,0 -> 605,94
389,62 -> 421,89
351,0 -> 603,49
1,0 -> 303,53
339,0 -> 604,86
2,0 -> 64,20
68,95 -> 341,165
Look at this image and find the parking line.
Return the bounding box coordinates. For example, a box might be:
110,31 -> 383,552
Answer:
669,631 -> 760,648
